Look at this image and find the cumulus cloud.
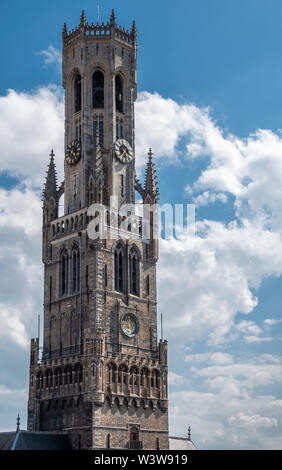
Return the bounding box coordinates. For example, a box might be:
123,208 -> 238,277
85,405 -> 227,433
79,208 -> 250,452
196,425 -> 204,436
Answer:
0,187 -> 42,348
0,86 -> 64,187
170,353 -> 282,449
2,87 -> 282,447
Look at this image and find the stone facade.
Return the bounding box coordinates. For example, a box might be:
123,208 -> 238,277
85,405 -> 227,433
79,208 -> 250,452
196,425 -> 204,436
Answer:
27,9 -> 169,450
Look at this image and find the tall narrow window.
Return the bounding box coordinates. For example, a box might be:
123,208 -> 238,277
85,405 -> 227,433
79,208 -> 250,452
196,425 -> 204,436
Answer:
115,75 -> 123,113
120,175 -> 124,198
115,246 -> 124,293
72,248 -> 80,293
129,249 -> 139,296
93,71 -> 104,108
49,276 -> 52,311
89,178 -> 94,205
61,252 -> 68,296
74,74 -> 82,113
146,275 -> 150,296
104,264 -> 108,288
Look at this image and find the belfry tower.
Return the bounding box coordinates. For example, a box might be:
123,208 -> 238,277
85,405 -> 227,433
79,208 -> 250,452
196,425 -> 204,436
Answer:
27,10 -> 169,450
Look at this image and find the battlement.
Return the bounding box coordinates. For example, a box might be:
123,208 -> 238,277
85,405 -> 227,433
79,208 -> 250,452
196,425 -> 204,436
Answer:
63,9 -> 136,48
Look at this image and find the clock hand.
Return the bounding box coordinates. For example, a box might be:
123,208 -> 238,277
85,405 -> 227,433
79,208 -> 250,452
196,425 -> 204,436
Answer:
121,148 -> 128,158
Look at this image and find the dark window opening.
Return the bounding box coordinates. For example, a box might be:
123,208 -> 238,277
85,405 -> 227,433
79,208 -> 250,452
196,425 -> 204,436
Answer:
115,249 -> 124,293
146,275 -> 150,296
130,251 -> 139,296
61,254 -> 68,295
72,250 -> 80,293
93,71 -> 104,109
115,75 -> 123,113
74,74 -> 82,113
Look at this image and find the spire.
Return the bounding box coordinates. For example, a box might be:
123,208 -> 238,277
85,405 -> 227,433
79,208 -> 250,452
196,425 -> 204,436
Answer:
145,148 -> 159,200
43,149 -> 58,199
16,414 -> 20,432
131,20 -> 137,40
80,10 -> 86,28
110,9 -> 116,27
62,22 -> 68,38
188,426 -> 191,441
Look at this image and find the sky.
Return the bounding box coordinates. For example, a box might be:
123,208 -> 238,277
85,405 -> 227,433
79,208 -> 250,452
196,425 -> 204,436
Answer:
1,0 -> 282,450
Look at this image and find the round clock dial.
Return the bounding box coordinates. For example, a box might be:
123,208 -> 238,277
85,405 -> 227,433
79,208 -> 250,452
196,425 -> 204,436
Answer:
120,313 -> 138,338
115,139 -> 133,164
65,139 -> 82,166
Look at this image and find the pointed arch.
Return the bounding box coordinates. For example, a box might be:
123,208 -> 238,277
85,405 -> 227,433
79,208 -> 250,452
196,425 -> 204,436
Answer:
92,70 -> 104,109
114,243 -> 125,293
129,246 -> 140,296
71,244 -> 80,293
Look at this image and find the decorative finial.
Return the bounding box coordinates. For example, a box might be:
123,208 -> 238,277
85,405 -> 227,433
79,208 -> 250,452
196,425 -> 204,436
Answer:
131,20 -> 137,39
62,23 -> 68,38
188,426 -> 191,440
16,414 -> 20,432
49,149 -> 55,160
145,148 -> 159,200
80,10 -> 86,28
110,9 -> 116,26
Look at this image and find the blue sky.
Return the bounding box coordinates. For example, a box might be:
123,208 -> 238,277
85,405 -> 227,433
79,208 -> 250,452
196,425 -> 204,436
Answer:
1,0 -> 282,449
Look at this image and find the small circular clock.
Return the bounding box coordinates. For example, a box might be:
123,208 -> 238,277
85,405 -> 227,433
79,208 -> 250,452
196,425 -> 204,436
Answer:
115,139 -> 133,164
120,313 -> 138,338
65,139 -> 82,166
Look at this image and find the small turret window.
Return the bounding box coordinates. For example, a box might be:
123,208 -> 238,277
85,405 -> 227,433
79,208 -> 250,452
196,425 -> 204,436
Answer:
93,71 -> 104,109
74,74 -> 82,113
115,75 -> 123,113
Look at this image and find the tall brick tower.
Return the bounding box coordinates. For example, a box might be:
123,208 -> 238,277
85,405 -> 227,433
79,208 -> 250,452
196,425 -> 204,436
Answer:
27,9 -> 169,450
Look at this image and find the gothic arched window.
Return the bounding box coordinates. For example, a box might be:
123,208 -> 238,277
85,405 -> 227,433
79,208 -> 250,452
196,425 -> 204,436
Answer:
129,248 -> 140,296
72,247 -> 80,293
93,71 -> 104,109
61,251 -> 69,296
115,74 -> 123,113
115,245 -> 125,293
74,74 -> 82,113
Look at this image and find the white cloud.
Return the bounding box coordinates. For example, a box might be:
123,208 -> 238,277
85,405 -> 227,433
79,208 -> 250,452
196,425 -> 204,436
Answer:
0,86 -> 64,187
192,191 -> 228,206
228,412 -> 277,428
38,45 -> 62,70
264,318 -> 282,327
0,187 -> 42,348
185,353 -> 234,365
170,354 -> 282,449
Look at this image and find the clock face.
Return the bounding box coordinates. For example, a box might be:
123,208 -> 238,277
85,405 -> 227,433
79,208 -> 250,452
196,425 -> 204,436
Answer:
65,139 -> 82,166
115,139 -> 133,164
120,313 -> 138,338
